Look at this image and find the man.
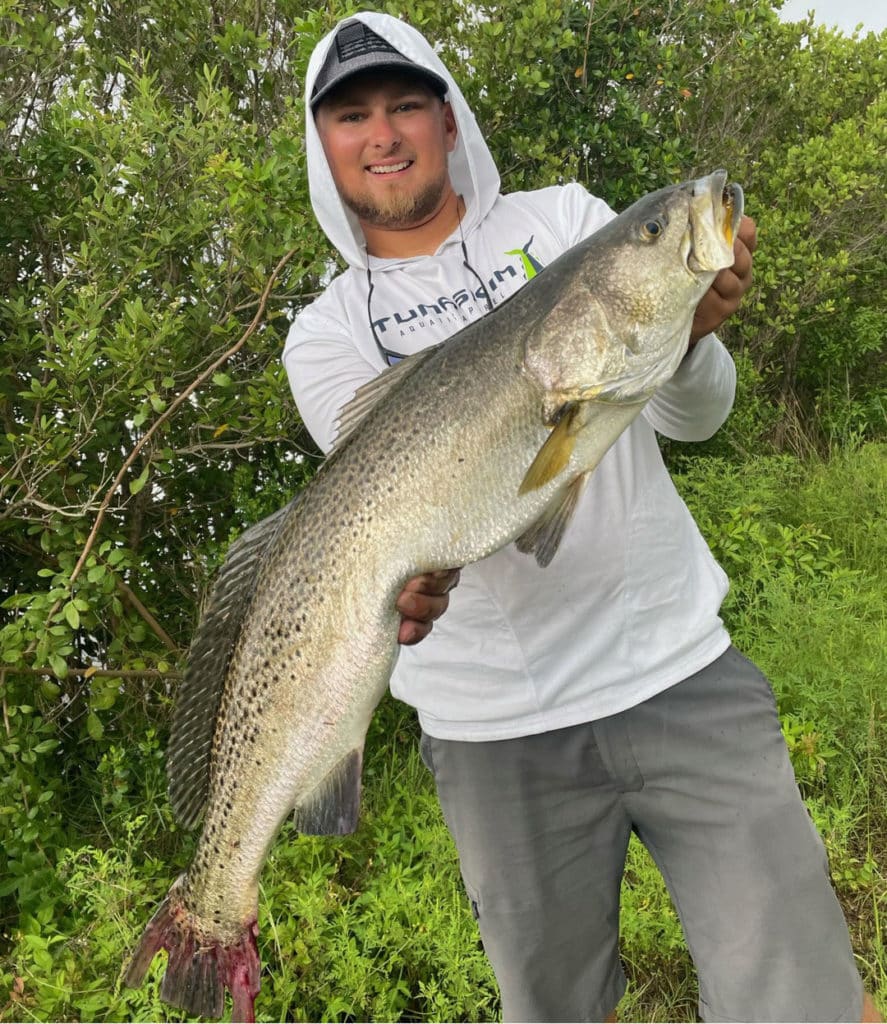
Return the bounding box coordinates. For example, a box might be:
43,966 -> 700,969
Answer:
284,12 -> 879,1023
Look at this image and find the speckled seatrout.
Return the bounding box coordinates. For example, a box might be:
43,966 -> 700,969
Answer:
124,171 -> 743,1021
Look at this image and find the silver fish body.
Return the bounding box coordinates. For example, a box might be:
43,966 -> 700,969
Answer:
124,171 -> 743,1021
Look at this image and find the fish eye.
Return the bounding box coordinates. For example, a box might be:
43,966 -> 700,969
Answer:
642,220 -> 663,239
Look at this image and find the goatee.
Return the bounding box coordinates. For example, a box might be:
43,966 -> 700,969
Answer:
344,170 -> 449,230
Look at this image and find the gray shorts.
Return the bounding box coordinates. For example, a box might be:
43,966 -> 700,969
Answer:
420,647 -> 863,1022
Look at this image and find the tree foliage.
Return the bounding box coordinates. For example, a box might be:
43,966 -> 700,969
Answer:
0,0 -> 885,1016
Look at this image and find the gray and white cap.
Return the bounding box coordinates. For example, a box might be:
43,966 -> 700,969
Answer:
310,19 -> 448,109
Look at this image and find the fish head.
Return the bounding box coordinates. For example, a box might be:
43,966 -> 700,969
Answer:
525,170 -> 744,404
625,168 -> 743,279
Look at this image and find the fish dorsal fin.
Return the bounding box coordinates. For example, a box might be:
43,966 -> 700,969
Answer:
293,747 -> 364,835
167,502 -> 293,828
331,344 -> 444,453
518,401 -> 590,495
515,471 -> 591,567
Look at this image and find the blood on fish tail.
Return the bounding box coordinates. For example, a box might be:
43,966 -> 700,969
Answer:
124,877 -> 260,1022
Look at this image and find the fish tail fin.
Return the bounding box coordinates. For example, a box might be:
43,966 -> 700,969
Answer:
124,876 -> 260,1022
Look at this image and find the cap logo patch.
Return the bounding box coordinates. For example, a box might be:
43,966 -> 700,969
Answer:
336,24 -> 399,63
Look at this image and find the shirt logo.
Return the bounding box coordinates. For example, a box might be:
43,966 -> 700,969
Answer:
505,235 -> 544,280
372,236 -> 545,338
372,236 -> 546,365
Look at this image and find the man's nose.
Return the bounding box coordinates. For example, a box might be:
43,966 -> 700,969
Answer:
367,111 -> 400,150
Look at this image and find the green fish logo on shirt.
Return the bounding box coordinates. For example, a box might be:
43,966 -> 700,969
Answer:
505,235 -> 545,280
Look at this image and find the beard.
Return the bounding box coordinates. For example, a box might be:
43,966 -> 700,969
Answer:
342,168 -> 449,230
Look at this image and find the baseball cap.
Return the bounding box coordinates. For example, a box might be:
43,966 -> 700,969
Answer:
311,19 -> 448,110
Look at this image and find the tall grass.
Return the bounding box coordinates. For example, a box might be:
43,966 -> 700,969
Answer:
1,444 -> 884,1021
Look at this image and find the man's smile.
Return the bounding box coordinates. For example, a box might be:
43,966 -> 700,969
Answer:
367,160 -> 413,174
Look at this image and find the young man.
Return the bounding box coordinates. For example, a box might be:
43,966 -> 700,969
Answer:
284,12 -> 879,1023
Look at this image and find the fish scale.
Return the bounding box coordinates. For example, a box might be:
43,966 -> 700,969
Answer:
124,171 -> 743,1022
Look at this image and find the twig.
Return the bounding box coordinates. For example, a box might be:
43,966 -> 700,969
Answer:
579,0 -> 596,89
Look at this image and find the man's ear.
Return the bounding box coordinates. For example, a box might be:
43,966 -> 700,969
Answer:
443,102 -> 458,153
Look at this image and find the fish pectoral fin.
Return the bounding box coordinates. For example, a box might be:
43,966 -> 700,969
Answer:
515,471 -> 591,567
518,401 -> 588,495
292,747 -> 363,836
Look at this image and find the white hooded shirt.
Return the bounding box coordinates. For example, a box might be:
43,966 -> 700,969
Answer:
283,12 -> 734,741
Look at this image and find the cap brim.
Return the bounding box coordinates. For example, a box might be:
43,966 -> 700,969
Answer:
311,61 -> 448,109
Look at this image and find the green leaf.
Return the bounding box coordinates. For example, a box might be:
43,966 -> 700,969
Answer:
89,681 -> 118,711
48,654 -> 67,678
130,466 -> 150,495
0,877 -> 20,899
63,602 -> 80,630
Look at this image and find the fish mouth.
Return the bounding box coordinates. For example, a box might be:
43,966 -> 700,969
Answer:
684,170 -> 744,274
719,177 -> 744,248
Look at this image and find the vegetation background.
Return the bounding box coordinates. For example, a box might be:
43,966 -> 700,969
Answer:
0,0 -> 884,1019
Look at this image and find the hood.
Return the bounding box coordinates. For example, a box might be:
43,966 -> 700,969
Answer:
304,11 -> 501,270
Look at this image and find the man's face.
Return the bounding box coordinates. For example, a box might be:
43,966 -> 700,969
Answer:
315,71 -> 457,232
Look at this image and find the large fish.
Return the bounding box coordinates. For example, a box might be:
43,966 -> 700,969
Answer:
124,170 -> 743,1021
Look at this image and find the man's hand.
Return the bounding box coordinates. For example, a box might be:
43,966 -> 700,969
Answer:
689,215 -> 757,345
396,569 -> 461,645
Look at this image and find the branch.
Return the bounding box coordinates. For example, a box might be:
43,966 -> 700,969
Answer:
9,665 -> 183,680
172,437 -> 288,455
113,574 -> 182,655
43,248 -> 298,626
2,496 -> 104,520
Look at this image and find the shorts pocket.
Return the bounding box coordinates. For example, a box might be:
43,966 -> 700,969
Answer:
464,884 -> 481,921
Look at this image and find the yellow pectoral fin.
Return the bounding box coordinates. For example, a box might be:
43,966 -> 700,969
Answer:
518,404 -> 582,495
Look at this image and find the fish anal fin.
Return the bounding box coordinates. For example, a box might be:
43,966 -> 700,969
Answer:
518,401 -> 589,495
516,471 -> 591,566
293,748 -> 363,836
